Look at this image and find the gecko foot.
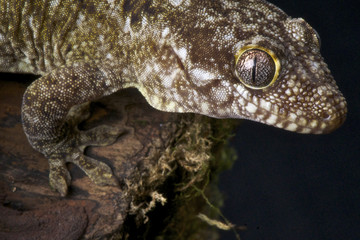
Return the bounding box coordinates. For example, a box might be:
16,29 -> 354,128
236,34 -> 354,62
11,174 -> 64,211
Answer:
49,152 -> 119,197
47,124 -> 121,196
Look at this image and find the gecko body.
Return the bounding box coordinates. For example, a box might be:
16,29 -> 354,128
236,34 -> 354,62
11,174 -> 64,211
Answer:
0,0 -> 347,195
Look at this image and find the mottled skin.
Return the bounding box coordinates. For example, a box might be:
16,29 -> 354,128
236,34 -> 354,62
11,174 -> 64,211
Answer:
0,0 -> 347,196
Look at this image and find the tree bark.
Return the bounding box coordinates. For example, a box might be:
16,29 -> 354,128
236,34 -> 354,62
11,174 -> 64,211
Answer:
0,74 -> 238,240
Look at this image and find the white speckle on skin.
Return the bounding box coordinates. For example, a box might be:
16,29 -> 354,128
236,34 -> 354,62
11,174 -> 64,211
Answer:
105,79 -> 112,86
266,114 -> 278,125
51,0 -> 61,8
169,0 -> 183,7
311,62 -> 319,69
293,87 -> 299,95
163,68 -> 182,88
174,47 -> 188,62
153,63 -> 161,72
298,117 -> 307,126
260,99 -> 272,111
76,14 -> 85,26
287,79 -> 295,88
317,86 -> 327,95
289,96 -> 296,102
235,85 -> 247,99
190,68 -> 216,82
201,102 -> 209,113
28,16 -> 34,27
173,92 -> 182,102
289,113 -> 297,121
163,77 -> 173,89
166,101 -> 176,111
245,102 -> 257,113
285,123 -> 298,131
300,128 -> 312,133
212,87 -> 229,102
162,27 -> 170,38
310,120 -> 318,128
238,97 -> 245,106
285,89 -> 292,96
0,32 -> 5,41
123,16 -> 132,34
223,32 -> 235,41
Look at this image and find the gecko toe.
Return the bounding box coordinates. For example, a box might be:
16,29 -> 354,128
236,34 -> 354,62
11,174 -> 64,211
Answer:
70,151 -> 119,187
48,157 -> 71,197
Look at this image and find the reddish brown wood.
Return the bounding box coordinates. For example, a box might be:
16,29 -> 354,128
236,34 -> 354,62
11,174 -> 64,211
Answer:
0,75 -> 186,239
0,74 -> 237,240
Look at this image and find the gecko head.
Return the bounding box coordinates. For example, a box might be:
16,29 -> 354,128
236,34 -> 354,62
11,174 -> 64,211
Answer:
225,17 -> 347,134
166,3 -> 347,134
138,0 -> 346,134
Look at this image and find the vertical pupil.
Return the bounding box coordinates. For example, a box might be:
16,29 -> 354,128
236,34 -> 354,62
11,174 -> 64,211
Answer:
235,48 -> 276,88
251,56 -> 257,84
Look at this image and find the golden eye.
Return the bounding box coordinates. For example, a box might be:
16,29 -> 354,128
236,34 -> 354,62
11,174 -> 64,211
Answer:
234,46 -> 280,89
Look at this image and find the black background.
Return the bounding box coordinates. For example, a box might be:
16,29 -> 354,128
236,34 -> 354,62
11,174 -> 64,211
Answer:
219,0 -> 359,239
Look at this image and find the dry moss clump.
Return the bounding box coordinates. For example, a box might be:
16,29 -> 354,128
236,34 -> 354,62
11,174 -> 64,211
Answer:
117,114 -> 239,239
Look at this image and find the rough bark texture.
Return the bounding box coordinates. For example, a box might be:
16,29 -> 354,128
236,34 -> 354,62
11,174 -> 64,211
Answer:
0,73 -> 238,240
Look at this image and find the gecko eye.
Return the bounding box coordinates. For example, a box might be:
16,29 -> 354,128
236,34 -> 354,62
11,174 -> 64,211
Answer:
234,46 -> 280,89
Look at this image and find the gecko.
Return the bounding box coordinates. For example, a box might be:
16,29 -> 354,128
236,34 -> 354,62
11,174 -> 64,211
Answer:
0,0 -> 347,196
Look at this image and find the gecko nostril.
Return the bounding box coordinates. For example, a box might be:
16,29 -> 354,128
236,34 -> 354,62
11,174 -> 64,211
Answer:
322,112 -> 331,121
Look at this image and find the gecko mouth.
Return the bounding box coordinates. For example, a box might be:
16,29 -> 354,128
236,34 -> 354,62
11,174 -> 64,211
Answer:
252,95 -> 348,134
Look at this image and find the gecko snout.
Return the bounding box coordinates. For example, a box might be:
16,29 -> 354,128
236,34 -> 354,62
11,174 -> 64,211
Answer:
318,99 -> 347,133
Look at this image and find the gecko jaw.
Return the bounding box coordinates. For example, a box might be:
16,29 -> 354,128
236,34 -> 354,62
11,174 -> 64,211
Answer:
230,82 -> 348,134
251,97 -> 347,134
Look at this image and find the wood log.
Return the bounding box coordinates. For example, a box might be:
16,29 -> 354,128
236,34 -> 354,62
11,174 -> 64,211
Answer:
0,73 -> 238,239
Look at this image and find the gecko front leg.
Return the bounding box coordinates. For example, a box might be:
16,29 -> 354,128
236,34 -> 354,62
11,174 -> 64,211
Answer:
21,62 -> 123,196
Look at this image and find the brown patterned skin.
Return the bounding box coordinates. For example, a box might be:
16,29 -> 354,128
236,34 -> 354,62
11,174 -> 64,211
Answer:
0,0 -> 347,196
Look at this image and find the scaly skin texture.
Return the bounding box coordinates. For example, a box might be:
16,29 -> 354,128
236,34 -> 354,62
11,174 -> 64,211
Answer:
0,0 -> 347,196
